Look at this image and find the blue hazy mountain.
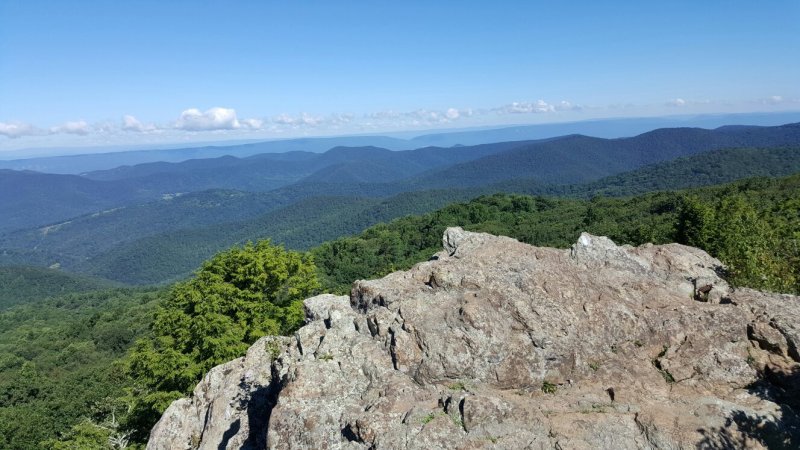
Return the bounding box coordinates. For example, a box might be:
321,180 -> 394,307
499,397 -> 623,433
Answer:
2,111 -> 798,174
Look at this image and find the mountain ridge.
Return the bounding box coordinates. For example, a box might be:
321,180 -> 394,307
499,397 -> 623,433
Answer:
2,146 -> 798,285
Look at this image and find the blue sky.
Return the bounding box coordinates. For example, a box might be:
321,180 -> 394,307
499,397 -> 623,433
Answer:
1,1 -> 798,150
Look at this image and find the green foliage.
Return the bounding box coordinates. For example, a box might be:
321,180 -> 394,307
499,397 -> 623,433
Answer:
315,174 -> 800,296
420,412 -> 437,425
41,420 -> 111,450
3,145 -> 798,286
1,172 -> 798,449
676,195 -> 715,248
125,240 -> 319,437
0,288 -> 161,450
0,266 -> 116,310
448,381 -> 467,391
552,146 -> 800,199
310,192 -> 657,293
676,180 -> 799,293
542,381 -> 558,394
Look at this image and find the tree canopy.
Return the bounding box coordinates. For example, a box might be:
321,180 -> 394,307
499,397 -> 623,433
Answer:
125,240 -> 319,436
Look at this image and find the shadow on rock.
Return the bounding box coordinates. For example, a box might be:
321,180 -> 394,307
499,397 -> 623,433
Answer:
217,419 -> 240,450
698,365 -> 800,449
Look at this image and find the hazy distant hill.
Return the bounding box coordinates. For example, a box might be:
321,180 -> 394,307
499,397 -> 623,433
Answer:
85,141 -> 529,185
400,123 -> 800,189
4,122 -> 798,234
0,140 -> 530,232
276,123 -> 800,199
0,189 -> 287,267
406,111 -> 800,148
3,144 -> 798,285
0,170 -> 149,233
3,111 -> 798,174
2,122 -> 799,283
0,266 -> 116,310
295,141 -> 533,184
78,190 -> 482,284
0,135 -> 412,174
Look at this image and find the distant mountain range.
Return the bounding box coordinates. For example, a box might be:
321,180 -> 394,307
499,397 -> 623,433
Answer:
3,122 -> 800,235
2,111 -> 798,174
0,125 -> 800,284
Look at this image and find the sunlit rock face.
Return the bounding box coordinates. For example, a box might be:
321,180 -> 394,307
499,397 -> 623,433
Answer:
149,228 -> 800,450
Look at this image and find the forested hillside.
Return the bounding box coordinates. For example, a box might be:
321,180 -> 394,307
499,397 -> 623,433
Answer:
2,145 -> 797,285
313,173 -> 800,295
0,288 -> 162,450
398,123 -> 800,188
0,266 -> 116,310
3,123 -> 799,234
0,170 -> 147,233
0,139 -> 527,233
1,172 -> 798,448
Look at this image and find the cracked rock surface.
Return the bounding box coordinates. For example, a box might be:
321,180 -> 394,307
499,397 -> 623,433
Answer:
148,228 -> 800,449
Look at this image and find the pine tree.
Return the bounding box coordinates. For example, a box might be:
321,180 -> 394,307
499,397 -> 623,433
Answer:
125,240 -> 319,438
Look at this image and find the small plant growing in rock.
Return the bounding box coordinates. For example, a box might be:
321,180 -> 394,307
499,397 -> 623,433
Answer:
448,381 -> 467,391
420,412 -> 437,424
634,340 -> 644,348
190,433 -> 201,450
266,340 -> 282,359
588,361 -> 600,372
580,403 -> 609,414
318,353 -> 334,361
541,381 -> 557,394
746,348 -> 757,368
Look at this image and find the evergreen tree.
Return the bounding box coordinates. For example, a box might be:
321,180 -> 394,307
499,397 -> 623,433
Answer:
125,240 -> 319,437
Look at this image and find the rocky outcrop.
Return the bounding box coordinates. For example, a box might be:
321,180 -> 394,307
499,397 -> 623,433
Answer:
148,228 -> 800,449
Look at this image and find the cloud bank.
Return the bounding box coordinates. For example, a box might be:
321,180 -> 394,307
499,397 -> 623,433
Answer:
2,95 -> 796,144
122,115 -> 157,132
175,107 -> 241,131
0,122 -> 44,139
50,120 -> 91,135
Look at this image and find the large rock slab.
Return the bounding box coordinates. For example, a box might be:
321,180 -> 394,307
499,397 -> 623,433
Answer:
148,228 -> 800,449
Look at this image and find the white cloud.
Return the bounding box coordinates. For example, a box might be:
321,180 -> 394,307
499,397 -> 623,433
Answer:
364,107 -> 473,129
271,112 -> 324,127
122,115 -> 157,132
175,107 -> 241,131
766,95 -> 783,104
328,113 -> 354,125
50,120 -> 91,135
496,100 -> 556,114
667,98 -> 687,107
271,113 -> 295,125
0,121 -> 44,138
409,109 -> 444,123
555,100 -> 581,111
240,118 -> 264,130
366,110 -> 401,120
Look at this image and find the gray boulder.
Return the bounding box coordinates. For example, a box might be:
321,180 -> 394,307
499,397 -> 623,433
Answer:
148,228 -> 800,449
